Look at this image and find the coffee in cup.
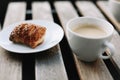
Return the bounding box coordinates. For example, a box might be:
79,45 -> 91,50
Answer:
66,17 -> 115,62
72,24 -> 107,38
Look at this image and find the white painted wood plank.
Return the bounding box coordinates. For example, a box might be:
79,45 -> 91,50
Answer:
97,1 -> 120,31
0,2 -> 26,80
54,1 -> 78,30
76,1 -> 105,19
97,1 -> 120,72
32,2 -> 53,21
55,1 -> 113,80
3,2 -> 26,27
32,2 -> 68,80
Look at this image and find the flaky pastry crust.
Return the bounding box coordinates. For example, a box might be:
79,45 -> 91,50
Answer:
9,23 -> 46,48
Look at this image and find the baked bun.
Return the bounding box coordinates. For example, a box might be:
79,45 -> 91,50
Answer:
9,23 -> 46,48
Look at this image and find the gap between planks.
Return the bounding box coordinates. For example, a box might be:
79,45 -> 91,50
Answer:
97,0 -> 120,73
97,1 -> 120,32
0,2 -> 26,80
55,1 -> 113,80
32,2 -> 68,80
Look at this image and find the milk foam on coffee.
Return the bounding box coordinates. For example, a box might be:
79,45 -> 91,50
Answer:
73,24 -> 107,38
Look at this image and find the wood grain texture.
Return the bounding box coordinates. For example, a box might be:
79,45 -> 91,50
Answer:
32,2 -> 53,21
97,1 -> 120,72
32,2 -> 68,80
97,1 -> 120,32
76,1 -> 105,19
74,55 -> 113,80
54,1 -> 78,30
0,2 -> 26,80
55,1 -> 113,80
3,2 -> 26,27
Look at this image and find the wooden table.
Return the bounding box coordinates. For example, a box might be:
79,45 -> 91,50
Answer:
0,0 -> 120,80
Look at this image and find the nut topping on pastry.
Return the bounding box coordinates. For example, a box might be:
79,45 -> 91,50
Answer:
9,23 -> 46,48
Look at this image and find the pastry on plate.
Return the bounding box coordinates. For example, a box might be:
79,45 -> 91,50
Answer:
9,23 -> 46,48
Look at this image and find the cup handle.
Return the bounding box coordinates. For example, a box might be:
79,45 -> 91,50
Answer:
99,41 -> 115,59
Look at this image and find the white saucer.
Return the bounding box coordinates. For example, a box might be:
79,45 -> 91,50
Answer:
0,20 -> 64,53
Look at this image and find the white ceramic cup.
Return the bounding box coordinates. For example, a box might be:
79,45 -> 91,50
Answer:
109,0 -> 120,22
66,17 -> 115,62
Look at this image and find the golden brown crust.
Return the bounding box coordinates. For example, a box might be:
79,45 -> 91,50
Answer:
9,23 -> 46,48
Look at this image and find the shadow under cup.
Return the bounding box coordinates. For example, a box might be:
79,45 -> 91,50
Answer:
66,17 -> 115,62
